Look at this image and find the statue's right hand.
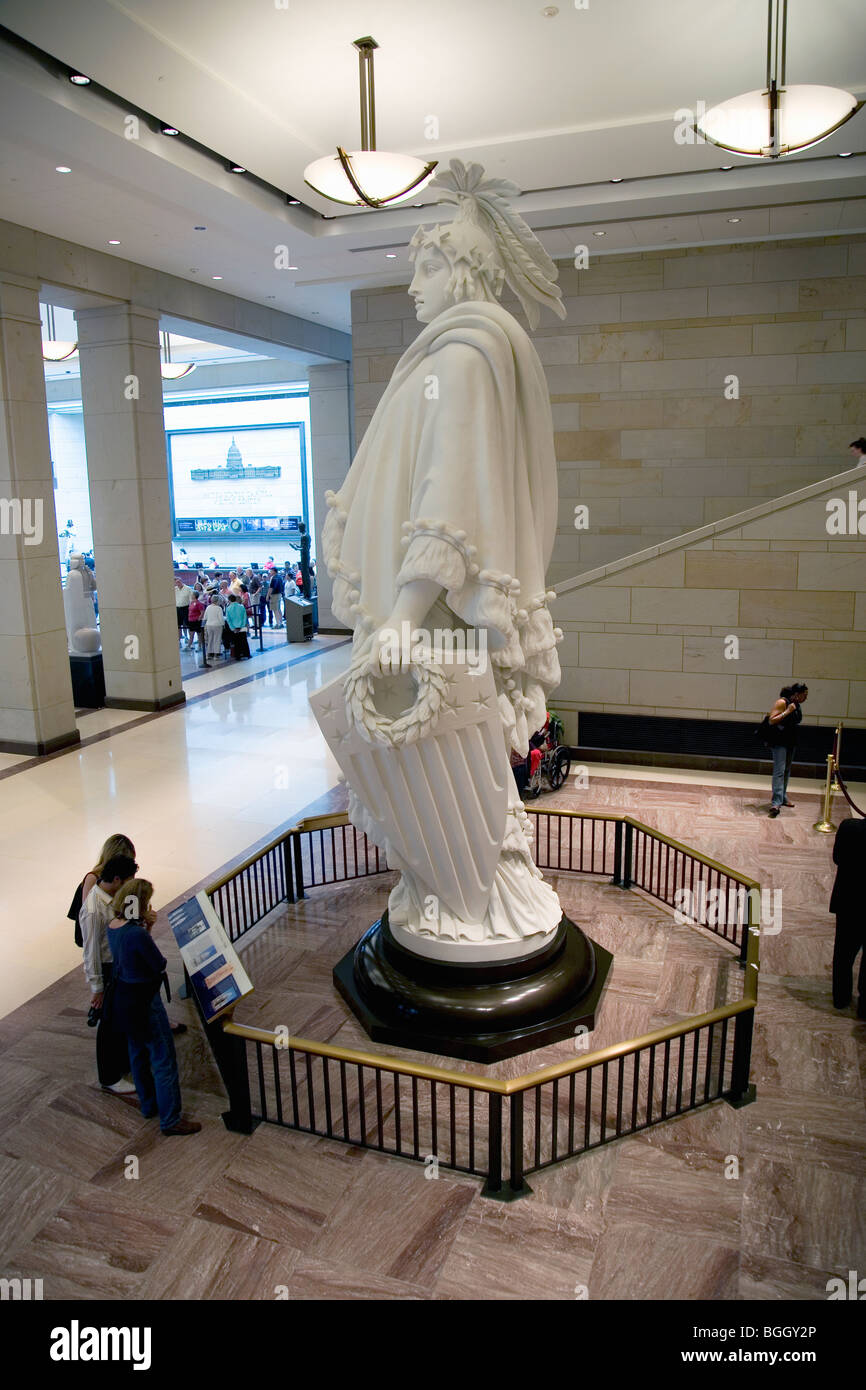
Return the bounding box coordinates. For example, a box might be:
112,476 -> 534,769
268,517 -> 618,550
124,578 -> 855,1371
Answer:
369,623 -> 410,677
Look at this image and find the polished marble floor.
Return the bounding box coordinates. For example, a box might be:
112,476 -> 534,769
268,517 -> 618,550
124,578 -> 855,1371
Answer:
0,740 -> 863,1300
0,631 -> 350,1018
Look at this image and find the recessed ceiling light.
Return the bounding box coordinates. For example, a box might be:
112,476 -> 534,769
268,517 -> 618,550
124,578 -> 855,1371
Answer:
287,198 -> 301,205
212,275 -> 223,280
542,5 -> 559,14
720,165 -> 734,170
727,216 -> 742,223
194,225 -> 207,231
69,74 -> 90,86
55,165 -> 71,173
230,164 -> 246,174
108,239 -> 121,245
161,126 -> 179,136
610,177 -> 623,183
385,252 -> 397,258
311,311 -> 320,315
839,151 -> 853,157
593,230 -> 606,237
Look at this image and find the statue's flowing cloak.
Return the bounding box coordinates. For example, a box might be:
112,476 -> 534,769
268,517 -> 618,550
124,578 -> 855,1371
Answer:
322,300 -> 561,757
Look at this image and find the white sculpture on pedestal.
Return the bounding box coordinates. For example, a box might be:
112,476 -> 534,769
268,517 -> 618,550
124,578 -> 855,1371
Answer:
64,553 -> 101,656
314,160 -> 566,963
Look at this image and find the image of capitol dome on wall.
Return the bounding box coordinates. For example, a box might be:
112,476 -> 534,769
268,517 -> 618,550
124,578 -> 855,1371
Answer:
191,437 -> 281,482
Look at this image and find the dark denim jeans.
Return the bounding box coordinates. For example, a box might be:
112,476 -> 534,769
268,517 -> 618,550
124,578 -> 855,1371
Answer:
128,996 -> 182,1131
771,744 -> 793,808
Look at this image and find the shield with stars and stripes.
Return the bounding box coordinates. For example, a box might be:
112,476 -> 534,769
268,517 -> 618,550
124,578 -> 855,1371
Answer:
310,650 -> 509,922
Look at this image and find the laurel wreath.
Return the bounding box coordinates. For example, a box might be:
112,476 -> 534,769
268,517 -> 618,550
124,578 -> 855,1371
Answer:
343,645 -> 449,746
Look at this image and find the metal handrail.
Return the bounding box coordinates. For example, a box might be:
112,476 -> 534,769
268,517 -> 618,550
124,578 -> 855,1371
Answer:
211,806 -> 760,1096
206,806 -> 761,897
224,993 -> 757,1097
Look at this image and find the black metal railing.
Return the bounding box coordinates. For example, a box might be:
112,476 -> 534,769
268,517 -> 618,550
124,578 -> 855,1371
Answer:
234,1033 -> 493,1181
204,807 -> 760,1197
207,807 -> 754,956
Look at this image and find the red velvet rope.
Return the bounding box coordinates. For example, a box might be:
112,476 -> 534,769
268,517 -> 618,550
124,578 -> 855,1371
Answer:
834,762 -> 866,819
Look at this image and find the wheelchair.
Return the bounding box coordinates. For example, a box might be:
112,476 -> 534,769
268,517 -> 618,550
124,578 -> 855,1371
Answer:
521,710 -> 571,799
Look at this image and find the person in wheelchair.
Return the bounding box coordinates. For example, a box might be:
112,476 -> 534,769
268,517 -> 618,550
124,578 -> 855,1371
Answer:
519,710 -> 570,799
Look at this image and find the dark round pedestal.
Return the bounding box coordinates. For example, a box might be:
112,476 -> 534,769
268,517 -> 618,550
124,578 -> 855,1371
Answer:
333,910 -> 613,1062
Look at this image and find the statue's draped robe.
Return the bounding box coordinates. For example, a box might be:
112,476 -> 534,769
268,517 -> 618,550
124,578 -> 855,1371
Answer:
323,300 -> 563,945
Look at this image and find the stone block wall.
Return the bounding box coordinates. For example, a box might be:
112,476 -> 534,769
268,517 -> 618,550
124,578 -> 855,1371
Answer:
351,234 -> 866,585
553,466 -> 866,737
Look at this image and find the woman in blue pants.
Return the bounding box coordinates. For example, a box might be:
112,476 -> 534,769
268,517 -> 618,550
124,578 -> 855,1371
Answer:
106,878 -> 201,1136
764,683 -> 808,817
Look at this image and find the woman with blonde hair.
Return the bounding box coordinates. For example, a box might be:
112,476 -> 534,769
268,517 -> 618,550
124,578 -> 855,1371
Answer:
68,833 -> 135,947
105,878 -> 200,1137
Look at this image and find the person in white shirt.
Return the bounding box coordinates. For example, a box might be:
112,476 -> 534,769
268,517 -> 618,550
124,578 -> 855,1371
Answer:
174,577 -> 194,648
79,853 -> 137,1095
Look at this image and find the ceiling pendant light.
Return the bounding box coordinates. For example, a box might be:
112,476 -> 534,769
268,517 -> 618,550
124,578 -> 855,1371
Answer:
304,37 -> 438,208
695,0 -> 860,159
41,304 -> 77,362
160,331 -> 196,380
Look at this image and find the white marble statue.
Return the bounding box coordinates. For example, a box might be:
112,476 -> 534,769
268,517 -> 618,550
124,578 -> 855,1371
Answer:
64,553 -> 101,656
315,160 -> 566,962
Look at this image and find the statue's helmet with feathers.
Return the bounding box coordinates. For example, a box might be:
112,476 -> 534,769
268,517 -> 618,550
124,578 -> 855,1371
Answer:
409,159 -> 565,329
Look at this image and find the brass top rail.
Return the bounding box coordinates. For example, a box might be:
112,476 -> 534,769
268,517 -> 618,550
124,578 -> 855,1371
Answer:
224,990 -> 756,1096
211,804 -> 760,1094
205,807 -> 761,896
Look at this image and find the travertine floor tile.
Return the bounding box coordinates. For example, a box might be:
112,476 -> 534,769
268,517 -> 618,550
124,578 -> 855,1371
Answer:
434,1198 -> 596,1301
138,1216 -> 300,1300
311,1152 -> 474,1286
0,1155 -> 79,1260
3,1185 -> 179,1300
287,1257 -> 430,1300
590,1221 -> 739,1300
197,1127 -> 364,1251
742,1156 -> 866,1269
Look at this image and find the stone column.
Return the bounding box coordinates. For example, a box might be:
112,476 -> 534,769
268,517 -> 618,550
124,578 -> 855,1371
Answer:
0,275 -> 79,754
75,303 -> 183,710
307,362 -> 352,632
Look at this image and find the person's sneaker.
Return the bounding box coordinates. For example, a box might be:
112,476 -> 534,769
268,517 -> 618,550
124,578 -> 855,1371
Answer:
102,1078 -> 137,1094
769,806 -> 780,817
783,800 -> 795,807
162,1117 -> 202,1136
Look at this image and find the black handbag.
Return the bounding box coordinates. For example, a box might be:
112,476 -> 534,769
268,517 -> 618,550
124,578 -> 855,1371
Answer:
67,881 -> 85,947
756,714 -> 783,747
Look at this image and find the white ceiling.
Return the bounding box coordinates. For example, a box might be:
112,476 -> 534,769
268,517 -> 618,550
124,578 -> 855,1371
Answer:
1,0 -> 865,332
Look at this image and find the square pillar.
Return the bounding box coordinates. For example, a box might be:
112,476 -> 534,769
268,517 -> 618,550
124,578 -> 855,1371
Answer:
0,275 -> 79,755
308,362 -> 352,632
75,303 -> 183,710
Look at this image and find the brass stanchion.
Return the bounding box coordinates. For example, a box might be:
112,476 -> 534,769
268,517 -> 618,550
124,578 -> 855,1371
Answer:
830,722 -> 843,793
813,753 -> 837,834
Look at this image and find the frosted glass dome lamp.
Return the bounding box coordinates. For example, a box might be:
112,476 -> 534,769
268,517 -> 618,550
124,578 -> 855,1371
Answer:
695,0 -> 861,158
304,37 -> 438,208
160,331 -> 196,380
41,304 -> 77,362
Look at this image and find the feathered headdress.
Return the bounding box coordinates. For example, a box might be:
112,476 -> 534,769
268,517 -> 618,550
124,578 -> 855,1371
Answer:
412,159 -> 565,329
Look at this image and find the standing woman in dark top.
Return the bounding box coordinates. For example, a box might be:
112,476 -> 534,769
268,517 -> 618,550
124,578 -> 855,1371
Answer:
766,682 -> 808,817
106,879 -> 201,1136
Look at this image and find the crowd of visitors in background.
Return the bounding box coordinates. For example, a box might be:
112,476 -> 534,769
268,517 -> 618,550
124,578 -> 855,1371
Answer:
173,558 -> 316,665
